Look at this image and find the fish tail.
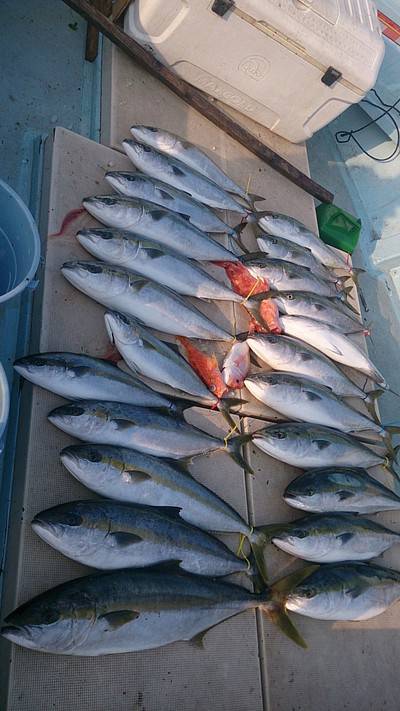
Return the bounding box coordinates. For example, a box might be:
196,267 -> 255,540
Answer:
335,294 -> 360,315
217,397 -> 247,428
363,391 -> 382,424
225,433 -> 253,474
248,529 -> 268,584
245,550 -> 265,593
248,192 -> 266,204
263,603 -> 307,649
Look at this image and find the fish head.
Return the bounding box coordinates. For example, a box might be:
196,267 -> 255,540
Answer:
83,195 -> 143,229
122,139 -> 158,170
273,518 -> 329,560
284,471 -> 324,511
104,311 -> 142,348
32,503 -> 84,549
77,228 -> 138,263
2,585 -> 94,653
253,423 -> 307,459
48,400 -> 108,440
257,213 -> 293,238
104,171 -> 140,194
14,354 -> 64,383
60,443 -> 120,486
61,261 -> 126,297
130,125 -> 176,151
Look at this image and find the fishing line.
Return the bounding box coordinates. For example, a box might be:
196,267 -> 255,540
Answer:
335,89 -> 400,162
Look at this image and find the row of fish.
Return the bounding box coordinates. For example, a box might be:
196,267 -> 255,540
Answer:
3,125 -> 400,657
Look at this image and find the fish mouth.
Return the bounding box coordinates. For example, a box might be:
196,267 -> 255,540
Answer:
1,624 -> 27,644
31,516 -> 60,541
282,491 -> 296,500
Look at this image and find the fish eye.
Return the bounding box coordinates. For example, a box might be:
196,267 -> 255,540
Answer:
306,488 -> 315,497
271,238 -> 278,245
143,145 -> 151,152
286,293 -> 294,300
87,450 -> 102,463
86,264 -> 103,274
148,127 -> 158,133
304,587 -> 316,599
67,406 -> 85,417
268,336 -> 278,344
42,607 -> 60,625
293,529 -> 307,539
272,430 -> 287,440
58,512 -> 83,527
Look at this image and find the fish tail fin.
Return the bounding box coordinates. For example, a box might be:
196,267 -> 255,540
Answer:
336,294 -> 360,315
260,565 -> 317,648
363,391 -> 382,423
253,210 -> 274,221
246,550 -> 265,593
248,192 -> 266,204
218,397 -> 247,428
225,434 -> 253,474
248,529 -> 268,584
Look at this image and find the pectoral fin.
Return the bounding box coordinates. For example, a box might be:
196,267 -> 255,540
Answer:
99,610 -> 140,630
109,532 -> 143,547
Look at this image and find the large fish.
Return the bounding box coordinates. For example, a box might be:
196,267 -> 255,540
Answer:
246,334 -> 375,401
105,171 -> 239,237
32,500 -> 258,582
49,400 -> 250,470
104,312 -> 217,404
239,255 -> 345,297
252,422 -> 387,470
256,234 -> 335,282
82,197 -> 238,262
14,352 -> 177,410
123,140 -> 248,214
130,125 -> 261,205
60,444 -> 268,580
61,262 -> 232,341
279,315 -> 386,387
261,291 -> 363,333
257,213 -> 349,271
1,564 -> 312,655
284,467 -> 400,514
263,512 -> 400,563
76,229 -> 242,302
285,562 -> 400,621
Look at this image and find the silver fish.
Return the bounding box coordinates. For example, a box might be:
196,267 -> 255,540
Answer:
246,334 -> 377,401
61,262 -> 232,341
245,372 -> 382,435
77,229 -> 242,302
285,562 -> 400,621
104,312 -> 216,404
82,196 -> 237,262
1,564 -> 309,655
240,255 -> 344,297
105,171 -> 239,236
263,291 -> 363,332
49,400 -> 250,469
60,443 -> 267,580
222,341 -> 250,390
256,234 -> 335,282
252,423 -> 385,470
284,468 -> 400,514
123,140 -> 247,214
32,500 -> 256,580
130,125 -> 258,204
14,352 -> 174,409
257,213 -> 349,270
263,512 -> 400,563
280,315 -> 386,387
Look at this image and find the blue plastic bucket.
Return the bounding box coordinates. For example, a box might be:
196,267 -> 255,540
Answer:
0,180 -> 41,304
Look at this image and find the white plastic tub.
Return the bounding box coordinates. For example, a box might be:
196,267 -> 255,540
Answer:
125,0 -> 385,143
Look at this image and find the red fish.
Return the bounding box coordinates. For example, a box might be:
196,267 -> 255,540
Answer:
213,261 -> 269,298
177,337 -> 228,399
259,299 -> 282,334
222,342 -> 250,389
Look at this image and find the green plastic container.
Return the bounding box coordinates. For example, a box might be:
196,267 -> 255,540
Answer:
316,204 -> 361,255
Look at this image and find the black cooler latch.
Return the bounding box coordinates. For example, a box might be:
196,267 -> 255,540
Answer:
321,67 -> 343,87
211,0 -> 235,17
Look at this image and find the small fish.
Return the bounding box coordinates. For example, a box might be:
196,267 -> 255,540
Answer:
252,422 -> 387,470
177,337 -> 227,399
14,352 -> 174,409
263,512 -> 400,563
130,125 -> 263,205
60,443 -> 268,581
246,334 -> 379,401
77,229 -> 242,302
257,234 -> 335,282
123,140 -> 248,214
262,291 -> 363,333
61,262 -> 232,342
48,400 -> 251,471
212,260 -> 269,298
285,562 -> 400,621
257,299 -> 282,334
284,467 -> 400,514
240,255 -> 346,297
222,341 -> 250,390
245,372 -> 383,435
1,564 -> 313,655
104,312 -> 217,405
279,315 -> 386,387
105,171 -> 240,237
32,500 -> 258,582
82,197 -> 238,262
258,213 -> 349,271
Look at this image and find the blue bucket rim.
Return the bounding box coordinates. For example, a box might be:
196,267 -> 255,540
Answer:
0,179 -> 41,304
0,362 -> 10,442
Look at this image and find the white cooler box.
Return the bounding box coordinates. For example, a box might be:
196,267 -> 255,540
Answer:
125,0 -> 385,143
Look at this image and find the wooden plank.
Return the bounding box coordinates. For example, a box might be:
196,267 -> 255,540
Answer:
111,0 -> 131,23
64,0 -> 334,204
85,0 -> 112,62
